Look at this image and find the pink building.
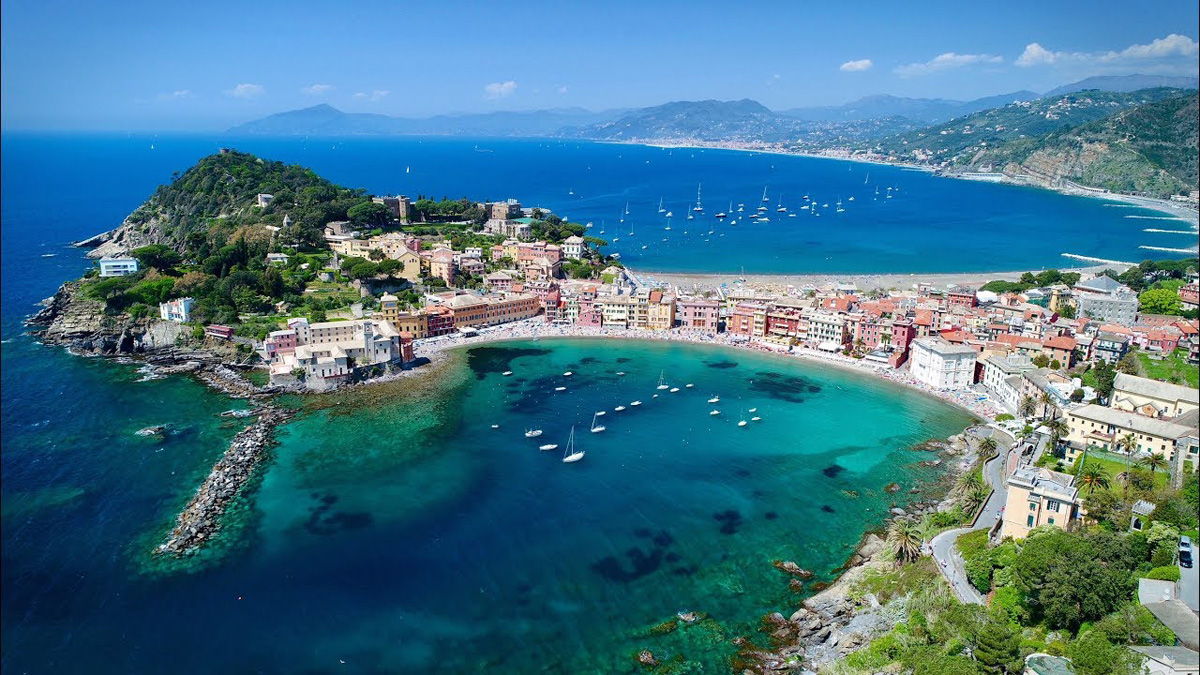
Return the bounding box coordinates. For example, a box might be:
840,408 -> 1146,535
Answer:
677,297 -> 720,332
264,329 -> 298,357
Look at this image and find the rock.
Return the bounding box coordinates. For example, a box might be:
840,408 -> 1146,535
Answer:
135,425 -> 167,437
636,650 -> 657,667
890,507 -> 907,516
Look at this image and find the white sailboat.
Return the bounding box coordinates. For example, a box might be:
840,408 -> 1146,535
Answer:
590,412 -> 606,434
614,405 -> 627,412
625,202 -> 631,215
715,200 -> 730,219
664,210 -> 673,218
656,371 -> 669,390
562,427 -> 584,463
658,197 -> 665,213
760,185 -> 769,202
738,407 -> 748,427
539,443 -> 558,451
630,400 -> 642,406
525,429 -> 543,438
776,197 -> 787,213
692,183 -> 703,213
707,396 -> 720,403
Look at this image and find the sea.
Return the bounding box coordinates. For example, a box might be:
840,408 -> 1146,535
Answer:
0,132 -> 1170,673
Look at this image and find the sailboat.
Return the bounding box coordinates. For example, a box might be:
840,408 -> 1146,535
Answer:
692,183 -> 703,213
569,187 -> 575,195
863,172 -> 869,185
738,407 -> 748,427
776,196 -> 787,213
715,200 -> 730,219
658,198 -> 666,213
760,185 -> 769,202
539,443 -> 558,451
707,396 -> 720,403
590,412 -> 606,434
562,427 -> 584,463
664,210 -> 673,218
525,429 -> 543,438
625,202 -> 631,215
656,371 -> 669,390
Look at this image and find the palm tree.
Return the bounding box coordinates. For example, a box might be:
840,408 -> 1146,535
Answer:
977,436 -> 999,460
1117,433 -> 1137,456
963,484 -> 991,515
1018,394 -> 1037,419
1136,453 -> 1169,476
1045,418 -> 1070,454
1076,463 -> 1111,495
1039,391 -> 1056,419
888,519 -> 923,566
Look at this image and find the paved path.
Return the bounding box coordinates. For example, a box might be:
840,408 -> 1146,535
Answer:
929,426 -> 1013,605
1180,550 -> 1199,612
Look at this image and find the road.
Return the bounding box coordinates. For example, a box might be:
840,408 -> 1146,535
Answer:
1180,549 -> 1199,612
929,426 -> 1013,605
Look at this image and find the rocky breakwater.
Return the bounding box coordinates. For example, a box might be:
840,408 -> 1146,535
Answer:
156,405 -> 295,558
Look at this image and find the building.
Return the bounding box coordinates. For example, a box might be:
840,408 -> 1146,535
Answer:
263,317 -> 403,387
158,297 -> 195,323
1075,276 -> 1139,325
1094,331 -> 1130,364
1064,404 -> 1199,465
1179,282 -> 1199,311
980,352 -> 1037,414
266,252 -> 290,266
1000,466 -> 1081,540
807,312 -> 849,351
98,256 -> 139,277
646,290 -> 675,330
256,193 -> 274,208
676,297 -> 720,332
909,337 -> 978,389
1129,646 -> 1200,675
1110,373 -> 1199,419
429,249 -> 456,285
205,325 -> 235,340
562,235 -> 585,260
372,195 -> 412,222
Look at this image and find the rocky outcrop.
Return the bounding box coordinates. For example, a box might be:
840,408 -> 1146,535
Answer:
75,211 -> 173,259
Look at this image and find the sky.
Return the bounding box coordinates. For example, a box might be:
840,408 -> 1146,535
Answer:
2,0 -> 1198,130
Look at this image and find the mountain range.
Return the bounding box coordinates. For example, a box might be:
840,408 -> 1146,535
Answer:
227,104 -> 616,137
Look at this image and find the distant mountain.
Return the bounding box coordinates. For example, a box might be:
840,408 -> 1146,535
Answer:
978,92 -> 1199,198
781,91 -> 1038,124
227,104 -> 616,137
865,88 -> 1191,166
1045,74 -> 1199,97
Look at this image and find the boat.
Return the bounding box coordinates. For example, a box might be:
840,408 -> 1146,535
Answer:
563,371 -> 573,376
491,424 -> 500,429
847,196 -> 855,202
757,217 -> 769,223
715,200 -> 730,219
788,213 -> 797,218
751,416 -> 762,422
737,203 -> 745,212
709,410 -> 720,416
586,221 -> 594,229
503,371 -> 513,376
616,371 -> 626,376
760,185 -> 769,202
555,386 -> 567,391
590,412 -> 606,434
776,197 -> 787,213
630,400 -> 642,406
685,383 -> 694,388
656,371 -> 669,390
665,210 -> 673,218
692,183 -> 703,212
738,408 -> 748,427
749,407 -> 757,413
525,429 -> 543,438
864,172 -> 869,184
625,202 -> 630,215
708,396 -> 720,403
686,212 -> 693,220
595,410 -> 606,416
562,427 -> 584,463
614,405 -> 626,412
539,443 -> 558,451
658,198 -> 665,213
669,387 -> 680,393
568,188 -> 574,195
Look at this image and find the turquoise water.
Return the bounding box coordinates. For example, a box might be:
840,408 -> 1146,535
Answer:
2,335 -> 974,673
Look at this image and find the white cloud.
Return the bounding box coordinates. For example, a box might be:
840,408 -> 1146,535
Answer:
484,80 -> 517,99
224,83 -> 264,98
303,84 -> 334,96
353,89 -> 389,102
895,52 -> 1003,76
1016,33 -> 1200,70
557,85 -> 569,95
839,59 -> 873,72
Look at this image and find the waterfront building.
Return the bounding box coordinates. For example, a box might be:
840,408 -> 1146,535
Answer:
807,312 -> 849,351
98,256 -> 139,277
1110,373 -> 1199,419
947,286 -> 977,308
676,297 -> 720,332
265,317 -> 404,387
1000,467 -> 1081,540
204,325 -> 235,340
646,290 -> 675,330
158,297 -> 195,323
727,302 -> 767,338
909,336 -> 978,389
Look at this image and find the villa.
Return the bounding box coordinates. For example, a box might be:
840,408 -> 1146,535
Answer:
98,256 -> 139,277
1000,466 -> 1081,540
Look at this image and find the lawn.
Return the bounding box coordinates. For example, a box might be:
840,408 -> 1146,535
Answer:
1137,348 -> 1199,388
1072,453 -> 1170,489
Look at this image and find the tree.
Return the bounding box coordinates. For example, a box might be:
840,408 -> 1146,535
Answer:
1057,304 -> 1076,319
1092,361 -> 1117,401
1116,352 -> 1140,375
1076,463 -> 1111,495
1046,418 -> 1069,450
973,613 -> 1022,674
887,519 -> 923,566
1070,388 -> 1085,402
963,484 -> 991,514
1138,287 -> 1182,315
347,201 -> 392,227
1118,433 -> 1137,456
1039,391 -> 1056,419
1018,395 -> 1037,419
1136,453 -> 1169,475
1049,359 -> 1061,370
130,244 -> 182,271
1032,353 -> 1051,368
1065,630 -> 1143,675
978,436 -> 999,459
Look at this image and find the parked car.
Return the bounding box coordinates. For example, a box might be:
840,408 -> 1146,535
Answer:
1181,536 -> 1194,568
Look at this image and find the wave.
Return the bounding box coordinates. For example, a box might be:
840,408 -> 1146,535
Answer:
1060,253 -> 1136,265
1139,245 -> 1199,253
1124,215 -> 1187,221
1143,228 -> 1197,234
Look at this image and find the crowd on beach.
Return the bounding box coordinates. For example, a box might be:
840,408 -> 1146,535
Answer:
412,318 -> 1000,421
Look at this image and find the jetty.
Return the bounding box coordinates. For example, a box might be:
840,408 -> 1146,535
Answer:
156,405 -> 294,557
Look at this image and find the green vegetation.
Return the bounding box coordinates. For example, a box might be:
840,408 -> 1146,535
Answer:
1102,258 -> 1199,295
410,196 -> 487,224
980,269 -> 1080,294
1136,348 -> 1200,388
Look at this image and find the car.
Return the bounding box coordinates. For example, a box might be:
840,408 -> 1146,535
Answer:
1181,535 -> 1193,552
1181,549 -> 1193,569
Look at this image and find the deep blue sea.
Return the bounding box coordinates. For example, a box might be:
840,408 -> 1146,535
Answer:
0,133 -> 1178,673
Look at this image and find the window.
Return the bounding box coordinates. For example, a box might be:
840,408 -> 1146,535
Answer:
1029,502 -> 1038,511
1027,515 -> 1035,527
1047,500 -> 1060,512
1048,517 -> 1055,525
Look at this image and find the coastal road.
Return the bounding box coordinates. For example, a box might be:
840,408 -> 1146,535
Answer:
1180,550 -> 1199,612
929,426 -> 1014,605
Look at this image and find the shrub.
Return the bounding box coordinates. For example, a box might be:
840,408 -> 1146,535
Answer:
995,413 -> 1015,422
1145,565 -> 1181,582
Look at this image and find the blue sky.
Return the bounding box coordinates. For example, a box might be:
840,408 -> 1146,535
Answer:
2,0 -> 1197,130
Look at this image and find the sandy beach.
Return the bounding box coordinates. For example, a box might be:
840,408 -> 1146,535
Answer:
409,318 -> 997,421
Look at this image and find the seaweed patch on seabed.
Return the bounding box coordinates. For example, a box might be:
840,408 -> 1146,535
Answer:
822,464 -> 845,478
304,492 -> 374,536
713,509 -> 743,534
593,529 -> 677,582
705,359 -> 739,369
466,346 -> 552,380
748,371 -> 821,403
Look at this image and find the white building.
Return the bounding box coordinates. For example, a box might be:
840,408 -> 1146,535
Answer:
980,352 -> 1037,414
263,317 -> 403,388
256,193 -> 274,208
159,297 -> 195,323
98,256 -> 139,277
910,337 -> 978,389
266,252 -> 290,266
563,235 -> 585,260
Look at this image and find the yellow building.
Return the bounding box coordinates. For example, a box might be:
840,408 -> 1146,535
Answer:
375,294 -> 430,339
1064,404 -> 1197,464
647,290 -> 675,330
1000,466 -> 1081,540
1110,373 -> 1199,419
600,295 -> 632,329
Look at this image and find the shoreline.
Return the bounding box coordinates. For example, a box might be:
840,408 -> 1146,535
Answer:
409,319 -> 994,423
